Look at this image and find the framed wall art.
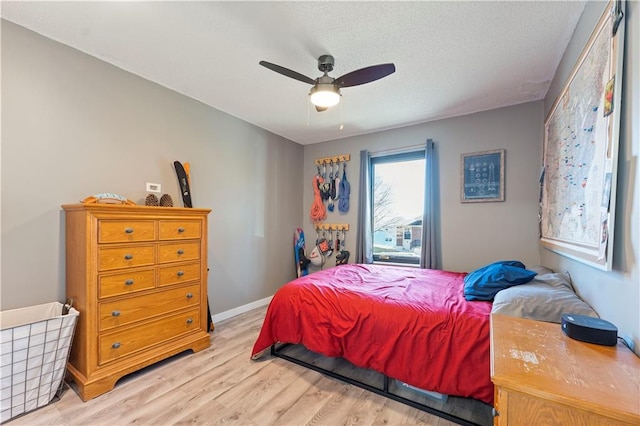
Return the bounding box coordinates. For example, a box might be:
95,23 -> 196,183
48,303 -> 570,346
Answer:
540,0 -> 625,271
460,149 -> 505,203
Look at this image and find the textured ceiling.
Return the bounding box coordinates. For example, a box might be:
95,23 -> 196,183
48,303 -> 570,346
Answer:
1,1 -> 586,145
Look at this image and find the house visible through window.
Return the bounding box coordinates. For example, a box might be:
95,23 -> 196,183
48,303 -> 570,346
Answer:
371,151 -> 425,265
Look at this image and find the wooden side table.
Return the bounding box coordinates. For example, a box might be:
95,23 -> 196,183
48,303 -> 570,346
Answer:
490,314 -> 640,425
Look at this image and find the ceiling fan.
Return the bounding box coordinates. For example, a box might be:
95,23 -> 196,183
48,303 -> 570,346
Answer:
259,55 -> 395,112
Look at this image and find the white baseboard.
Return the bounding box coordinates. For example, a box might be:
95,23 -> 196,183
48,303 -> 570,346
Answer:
211,295 -> 272,324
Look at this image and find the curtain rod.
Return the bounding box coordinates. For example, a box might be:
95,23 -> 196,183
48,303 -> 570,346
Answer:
370,142 -> 430,158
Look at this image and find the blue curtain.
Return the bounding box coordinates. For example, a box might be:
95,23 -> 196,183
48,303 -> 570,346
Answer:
420,139 -> 438,269
355,149 -> 373,263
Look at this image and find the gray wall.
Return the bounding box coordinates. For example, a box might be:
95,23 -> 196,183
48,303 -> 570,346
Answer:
2,1 -> 638,353
542,1 -> 639,351
1,21 -> 304,314
302,101 -> 543,273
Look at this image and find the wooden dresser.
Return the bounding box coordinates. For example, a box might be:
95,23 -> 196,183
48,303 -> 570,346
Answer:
62,203 -> 212,401
490,314 -> 640,425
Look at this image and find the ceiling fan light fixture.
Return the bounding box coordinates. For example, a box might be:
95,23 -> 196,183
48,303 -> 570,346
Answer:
310,84 -> 341,108
260,56 -> 395,112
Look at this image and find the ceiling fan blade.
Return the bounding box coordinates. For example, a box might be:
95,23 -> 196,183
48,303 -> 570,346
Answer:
259,61 -> 316,85
334,63 -> 396,88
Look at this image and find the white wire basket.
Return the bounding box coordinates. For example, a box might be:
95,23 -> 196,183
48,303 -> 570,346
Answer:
0,301 -> 79,423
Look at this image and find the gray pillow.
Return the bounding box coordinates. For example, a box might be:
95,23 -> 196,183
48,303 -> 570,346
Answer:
491,271 -> 597,323
528,265 -> 554,276
532,270 -> 575,290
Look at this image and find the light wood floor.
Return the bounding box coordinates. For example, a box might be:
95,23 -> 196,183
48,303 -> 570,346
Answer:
8,306 -> 492,425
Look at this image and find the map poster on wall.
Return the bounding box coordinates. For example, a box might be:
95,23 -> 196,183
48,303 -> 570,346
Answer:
541,0 -> 625,271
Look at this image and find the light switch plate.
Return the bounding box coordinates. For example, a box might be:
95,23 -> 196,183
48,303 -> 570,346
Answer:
146,183 -> 161,193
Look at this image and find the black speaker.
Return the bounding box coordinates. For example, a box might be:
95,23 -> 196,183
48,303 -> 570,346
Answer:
561,314 -> 618,346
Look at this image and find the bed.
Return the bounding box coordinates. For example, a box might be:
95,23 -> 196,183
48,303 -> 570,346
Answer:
251,262 -> 598,424
251,264 -> 494,409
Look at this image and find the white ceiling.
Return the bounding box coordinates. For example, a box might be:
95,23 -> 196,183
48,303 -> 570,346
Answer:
1,1 -> 586,145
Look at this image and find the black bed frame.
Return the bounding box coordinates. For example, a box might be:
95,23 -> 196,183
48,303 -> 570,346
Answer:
271,343 -> 483,426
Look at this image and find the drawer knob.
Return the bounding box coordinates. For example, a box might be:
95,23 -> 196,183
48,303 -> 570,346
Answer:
124,254 -> 133,260
186,318 -> 193,324
177,249 -> 184,255
186,293 -> 193,299
112,310 -> 121,317
125,228 -> 134,234
125,279 -> 134,286
177,227 -> 185,233
112,342 -> 121,349
177,271 -> 184,277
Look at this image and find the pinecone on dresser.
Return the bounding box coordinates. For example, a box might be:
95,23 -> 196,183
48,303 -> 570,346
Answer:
145,194 -> 159,206
159,194 -> 174,207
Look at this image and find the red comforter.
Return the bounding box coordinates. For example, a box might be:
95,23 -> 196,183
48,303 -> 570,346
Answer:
251,264 -> 493,404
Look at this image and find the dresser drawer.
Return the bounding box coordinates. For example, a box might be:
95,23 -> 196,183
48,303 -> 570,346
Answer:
98,245 -> 155,271
159,262 -> 201,287
98,220 -> 156,243
99,283 -> 201,331
158,241 -> 200,264
159,220 -> 202,240
99,268 -> 156,299
99,308 -> 201,365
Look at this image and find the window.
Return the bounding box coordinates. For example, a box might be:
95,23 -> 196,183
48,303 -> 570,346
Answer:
356,142 -> 436,269
371,151 -> 425,265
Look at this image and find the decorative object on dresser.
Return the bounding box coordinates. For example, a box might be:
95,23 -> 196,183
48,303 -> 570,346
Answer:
159,194 -> 174,207
173,161 -> 193,208
82,193 -> 136,205
62,203 -> 211,401
145,193 -> 159,206
491,314 -> 639,425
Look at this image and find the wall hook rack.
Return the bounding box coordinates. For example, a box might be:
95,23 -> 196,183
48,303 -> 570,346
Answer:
314,223 -> 349,231
315,154 -> 350,166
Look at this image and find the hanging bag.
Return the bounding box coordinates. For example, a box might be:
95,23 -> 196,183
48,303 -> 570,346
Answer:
338,163 -> 350,213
